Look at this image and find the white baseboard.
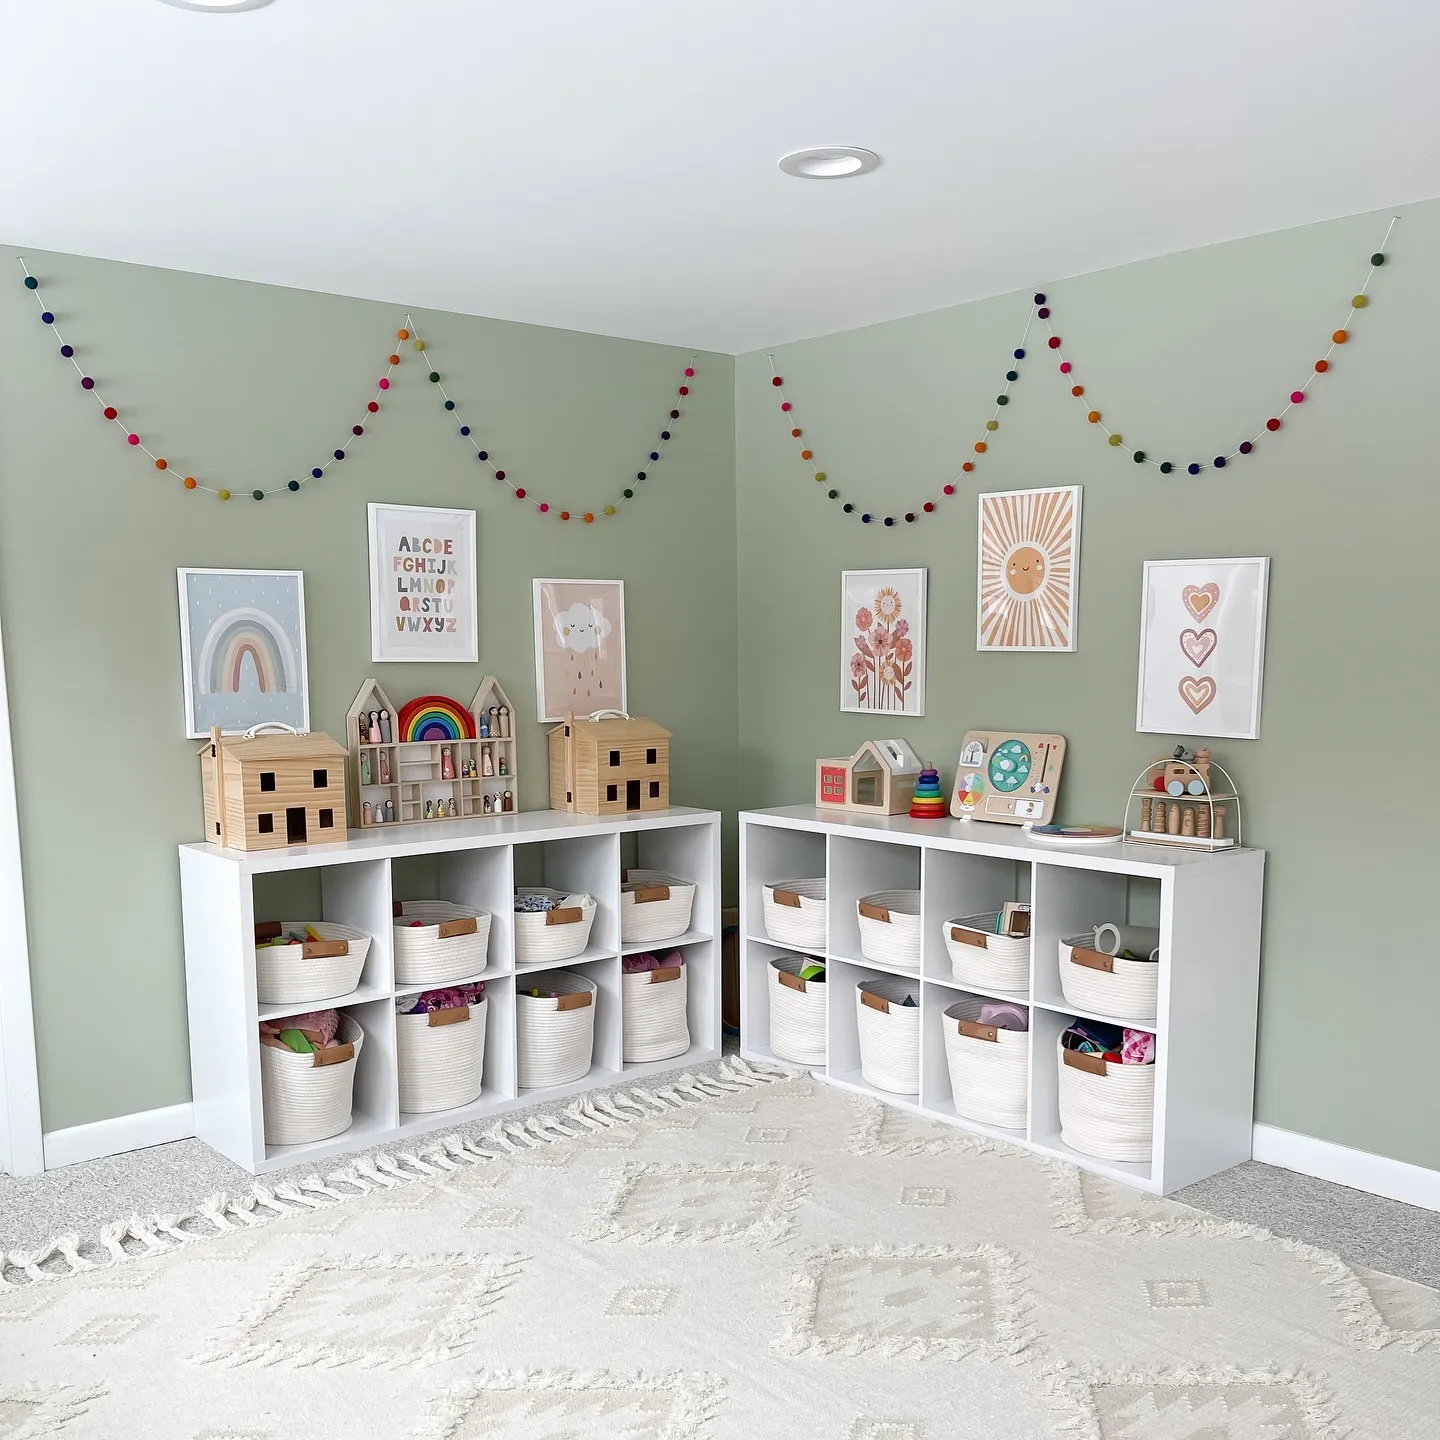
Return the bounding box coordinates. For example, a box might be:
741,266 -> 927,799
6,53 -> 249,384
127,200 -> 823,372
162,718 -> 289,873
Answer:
42,1102 -> 194,1171
1252,1123 -> 1440,1214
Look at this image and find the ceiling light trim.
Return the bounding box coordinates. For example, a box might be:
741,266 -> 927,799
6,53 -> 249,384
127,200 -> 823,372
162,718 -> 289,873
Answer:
778,146 -> 882,180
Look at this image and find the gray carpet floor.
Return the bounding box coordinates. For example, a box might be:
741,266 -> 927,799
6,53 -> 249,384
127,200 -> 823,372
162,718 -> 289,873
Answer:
4,1061 -> 1437,1290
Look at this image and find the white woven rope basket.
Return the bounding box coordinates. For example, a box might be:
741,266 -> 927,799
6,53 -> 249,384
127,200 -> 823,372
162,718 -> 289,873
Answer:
762,878 -> 826,951
1056,1034 -> 1156,1162
768,954 -> 826,1067
856,890 -> 922,972
942,912 -> 1030,992
620,869 -> 696,945
622,963 -> 689,1063
516,970 -> 597,1088
392,901 -> 492,986
1059,934 -> 1159,1023
397,997 -> 488,1114
941,996 -> 1029,1130
260,1013 -> 364,1147
255,920 -> 372,1006
855,976 -> 920,1095
514,889 -> 598,966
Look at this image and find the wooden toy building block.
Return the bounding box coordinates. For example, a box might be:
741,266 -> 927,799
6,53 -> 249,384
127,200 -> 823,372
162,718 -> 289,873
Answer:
549,712 -> 671,815
200,726 -> 349,851
814,740 -> 924,815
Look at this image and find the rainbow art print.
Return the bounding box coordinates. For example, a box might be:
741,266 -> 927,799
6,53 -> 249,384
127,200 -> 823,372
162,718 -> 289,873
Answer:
177,569 -> 309,738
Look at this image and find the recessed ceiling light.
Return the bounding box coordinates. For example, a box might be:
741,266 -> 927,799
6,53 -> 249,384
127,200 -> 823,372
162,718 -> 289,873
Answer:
778,147 -> 881,180
157,0 -> 275,11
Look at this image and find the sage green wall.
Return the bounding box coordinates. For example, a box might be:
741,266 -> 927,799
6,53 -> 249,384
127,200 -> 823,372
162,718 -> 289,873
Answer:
737,202 -> 1440,1172
0,249 -> 737,1133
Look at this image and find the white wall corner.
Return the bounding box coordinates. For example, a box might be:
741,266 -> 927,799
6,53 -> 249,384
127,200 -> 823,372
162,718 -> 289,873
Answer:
1252,1123 -> 1440,1214
42,1102 -> 195,1171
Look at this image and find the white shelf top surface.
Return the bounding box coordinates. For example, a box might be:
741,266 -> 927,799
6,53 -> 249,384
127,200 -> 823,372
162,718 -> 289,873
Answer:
181,806 -> 720,873
740,805 -> 1261,876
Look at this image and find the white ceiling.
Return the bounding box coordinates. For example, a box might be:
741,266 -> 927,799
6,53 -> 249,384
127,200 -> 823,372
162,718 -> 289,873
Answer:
5,1 -> 1439,353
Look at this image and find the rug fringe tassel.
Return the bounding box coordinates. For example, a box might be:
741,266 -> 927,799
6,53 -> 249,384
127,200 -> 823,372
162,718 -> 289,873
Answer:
0,1057 -> 789,1289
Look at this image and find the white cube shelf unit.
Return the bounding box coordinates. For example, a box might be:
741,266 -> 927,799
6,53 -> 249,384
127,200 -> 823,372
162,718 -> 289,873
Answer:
739,806 -> 1265,1195
180,807 -> 720,1175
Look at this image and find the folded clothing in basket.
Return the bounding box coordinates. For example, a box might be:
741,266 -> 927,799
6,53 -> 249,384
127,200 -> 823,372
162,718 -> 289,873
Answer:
260,1008 -> 340,1053
1062,1019 -> 1155,1064
979,1002 -> 1029,1032
397,983 -> 485,1015
622,949 -> 684,975
514,891 -> 592,913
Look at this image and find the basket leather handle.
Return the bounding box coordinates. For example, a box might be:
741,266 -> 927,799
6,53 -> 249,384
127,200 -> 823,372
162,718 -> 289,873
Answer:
546,907 -> 584,926
859,901 -> 891,923
777,969 -> 806,992
301,939 -> 350,959
650,966 -> 682,983
438,917 -> 479,939
428,1005 -> 470,1027
950,927 -> 987,949
632,885 -> 671,904
312,1041 -> 355,1068
771,888 -> 803,908
860,990 -> 890,1013
1070,947 -> 1114,973
958,1019 -> 998,1043
1063,1049 -> 1108,1077
556,990 -> 593,1011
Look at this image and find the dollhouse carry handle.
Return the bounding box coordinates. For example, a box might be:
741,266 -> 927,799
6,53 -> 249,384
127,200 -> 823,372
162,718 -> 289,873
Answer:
584,709 -> 632,721
243,722 -> 302,738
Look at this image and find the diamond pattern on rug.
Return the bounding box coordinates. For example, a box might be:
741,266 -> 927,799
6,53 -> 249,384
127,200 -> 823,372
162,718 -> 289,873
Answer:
202,1252 -> 522,1368
848,1422 -> 927,1440
464,1205 -> 524,1230
588,1162 -> 808,1245
606,1284 -> 677,1317
848,1100 -> 1000,1158
781,1244 -> 1032,1360
1144,1279 -> 1211,1310
62,1313 -> 152,1346
744,1126 -> 792,1144
900,1186 -> 949,1208
0,1383 -> 102,1437
1347,1266 -> 1440,1350
418,1368 -> 723,1438
1049,1165 -> 1197,1233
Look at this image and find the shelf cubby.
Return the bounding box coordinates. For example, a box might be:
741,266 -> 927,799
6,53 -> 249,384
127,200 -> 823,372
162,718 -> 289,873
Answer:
180,808 -> 720,1175
739,805 -> 1264,1195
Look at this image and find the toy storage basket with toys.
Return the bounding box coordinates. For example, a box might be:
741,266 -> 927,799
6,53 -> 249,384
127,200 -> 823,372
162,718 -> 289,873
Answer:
941,997 -> 1029,1131
622,955 -> 689,1063
1057,1035 -> 1157,1163
855,977 -> 921,1095
620,869 -> 696,945
255,921 -> 372,1006
517,971 -> 597,1087
762,878 -> 826,951
943,910 -> 1030,992
260,1013 -> 364,1147
856,890 -> 922,971
392,901 -> 492,986
1059,926 -> 1160,1023
767,953 -> 826,1067
396,994 -> 488,1114
514,888 -> 598,965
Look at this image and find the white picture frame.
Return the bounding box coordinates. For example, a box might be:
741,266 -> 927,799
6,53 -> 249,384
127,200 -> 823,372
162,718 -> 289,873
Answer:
840,568 -> 927,715
176,568 -> 309,739
533,578 -> 628,723
977,485 -> 1082,652
367,503 -> 477,663
1136,557 -> 1270,740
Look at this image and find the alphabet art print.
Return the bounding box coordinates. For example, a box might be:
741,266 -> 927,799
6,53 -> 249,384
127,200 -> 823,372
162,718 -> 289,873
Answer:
177,568 -> 309,738
977,486 -> 1082,651
841,568 -> 927,715
1136,557 -> 1270,740
533,578 -> 627,723
368,503 -> 477,662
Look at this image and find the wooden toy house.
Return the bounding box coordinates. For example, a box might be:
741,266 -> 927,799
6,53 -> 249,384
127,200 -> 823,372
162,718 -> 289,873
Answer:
549,712 -> 671,815
815,739 -> 924,815
346,677 -> 519,827
200,726 -> 349,851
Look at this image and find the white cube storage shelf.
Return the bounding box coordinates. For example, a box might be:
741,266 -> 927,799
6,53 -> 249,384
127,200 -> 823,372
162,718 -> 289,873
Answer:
180,808 -> 720,1175
739,806 -> 1264,1194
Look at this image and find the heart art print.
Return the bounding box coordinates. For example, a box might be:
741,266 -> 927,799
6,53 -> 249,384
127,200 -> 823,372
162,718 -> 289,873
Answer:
1179,628 -> 1218,666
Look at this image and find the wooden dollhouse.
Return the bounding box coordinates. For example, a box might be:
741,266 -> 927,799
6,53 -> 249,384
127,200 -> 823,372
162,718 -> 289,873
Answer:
815,739 -> 924,815
346,677 -> 519,827
200,725 -> 349,851
548,712 -> 671,815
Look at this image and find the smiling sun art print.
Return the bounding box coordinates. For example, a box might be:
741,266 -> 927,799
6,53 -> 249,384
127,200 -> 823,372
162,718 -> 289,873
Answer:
977,486 -> 1082,651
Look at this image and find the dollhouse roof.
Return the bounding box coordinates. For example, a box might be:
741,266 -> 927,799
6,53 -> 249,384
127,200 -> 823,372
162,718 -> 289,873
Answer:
549,717 -> 672,741
201,731 -> 347,763
851,739 -> 923,777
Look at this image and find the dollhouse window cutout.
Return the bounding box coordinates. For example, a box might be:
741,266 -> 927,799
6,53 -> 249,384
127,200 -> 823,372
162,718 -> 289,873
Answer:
318,809 -> 334,829
312,769 -> 328,788
257,814 -> 274,834
610,750 -> 621,766
260,772 -> 276,792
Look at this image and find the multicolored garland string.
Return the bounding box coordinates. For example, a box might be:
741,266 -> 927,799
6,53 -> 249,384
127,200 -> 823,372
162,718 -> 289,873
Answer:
17,259 -> 696,517
765,306 -> 1034,524
1037,216 -> 1397,475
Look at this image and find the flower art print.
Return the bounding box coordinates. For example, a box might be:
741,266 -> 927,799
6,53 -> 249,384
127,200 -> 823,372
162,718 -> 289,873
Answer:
841,569 -> 927,715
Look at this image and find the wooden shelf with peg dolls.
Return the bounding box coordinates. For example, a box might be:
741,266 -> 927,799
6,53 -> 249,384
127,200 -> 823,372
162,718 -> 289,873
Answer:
1122,743 -> 1242,850
346,676 -> 519,829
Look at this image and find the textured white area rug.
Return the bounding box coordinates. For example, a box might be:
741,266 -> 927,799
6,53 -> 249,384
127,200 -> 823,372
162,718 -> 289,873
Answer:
1,1060 -> 1437,1439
